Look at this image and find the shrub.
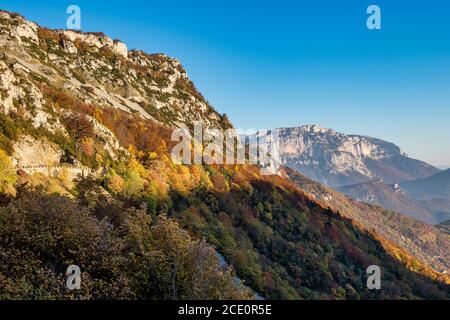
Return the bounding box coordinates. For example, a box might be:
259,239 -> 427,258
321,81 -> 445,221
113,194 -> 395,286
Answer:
0,190 -> 250,300
0,149 -> 16,195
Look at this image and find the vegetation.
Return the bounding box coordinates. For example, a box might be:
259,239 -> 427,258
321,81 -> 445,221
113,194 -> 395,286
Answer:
0,149 -> 16,194
1,89 -> 447,299
0,189 -> 251,300
0,12 -> 448,300
286,167 -> 450,278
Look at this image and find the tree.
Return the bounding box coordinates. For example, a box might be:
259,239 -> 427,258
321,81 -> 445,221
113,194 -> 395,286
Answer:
144,215 -> 252,300
0,149 -> 16,194
0,189 -> 250,300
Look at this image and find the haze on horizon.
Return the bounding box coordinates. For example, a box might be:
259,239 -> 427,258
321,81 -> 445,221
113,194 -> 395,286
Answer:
2,0 -> 449,167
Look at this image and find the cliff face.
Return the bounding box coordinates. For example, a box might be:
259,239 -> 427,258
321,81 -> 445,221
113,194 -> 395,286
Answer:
0,10 -> 229,134
278,125 -> 440,188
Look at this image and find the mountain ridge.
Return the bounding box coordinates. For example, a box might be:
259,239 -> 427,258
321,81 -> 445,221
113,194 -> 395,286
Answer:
277,125 -> 440,188
0,10 -> 231,132
284,167 -> 450,275
0,10 -> 449,299
337,179 -> 450,224
401,169 -> 450,200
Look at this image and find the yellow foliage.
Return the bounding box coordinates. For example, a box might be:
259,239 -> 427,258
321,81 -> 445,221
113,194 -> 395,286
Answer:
124,170 -> 146,197
119,158 -> 147,197
127,145 -> 138,156
45,179 -> 69,195
80,137 -> 95,157
0,149 -> 16,195
128,157 -> 146,176
107,172 -> 125,194
58,167 -> 73,190
176,164 -> 190,175
93,107 -> 103,120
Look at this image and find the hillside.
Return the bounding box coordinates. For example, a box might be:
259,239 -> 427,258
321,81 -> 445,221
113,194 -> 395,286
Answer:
337,180 -> 450,224
437,220 -> 450,234
277,125 -> 440,188
285,167 -> 450,274
0,11 -> 230,132
0,10 -> 449,300
401,169 -> 450,200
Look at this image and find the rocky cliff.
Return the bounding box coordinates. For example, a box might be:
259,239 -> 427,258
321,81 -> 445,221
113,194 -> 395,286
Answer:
0,10 -> 230,135
278,125 -> 440,188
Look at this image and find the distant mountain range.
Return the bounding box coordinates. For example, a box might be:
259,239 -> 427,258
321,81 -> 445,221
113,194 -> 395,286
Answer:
278,125 -> 450,224
401,169 -> 450,200
0,10 -> 448,299
278,125 -> 440,188
337,179 -> 450,224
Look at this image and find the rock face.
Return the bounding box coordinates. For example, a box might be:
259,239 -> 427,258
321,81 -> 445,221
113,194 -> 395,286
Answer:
59,30 -> 115,50
60,39 -> 78,54
0,11 -> 39,44
278,125 -> 440,188
0,10 -> 228,132
15,20 -> 39,43
58,30 -> 128,58
112,40 -> 128,58
12,136 -> 63,167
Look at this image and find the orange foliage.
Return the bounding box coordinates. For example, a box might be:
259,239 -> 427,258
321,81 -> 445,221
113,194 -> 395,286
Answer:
37,27 -> 60,42
40,84 -> 174,158
80,138 -> 95,157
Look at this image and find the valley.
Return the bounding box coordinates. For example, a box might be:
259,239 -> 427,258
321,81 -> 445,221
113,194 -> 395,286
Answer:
0,10 -> 448,300
276,125 -> 450,225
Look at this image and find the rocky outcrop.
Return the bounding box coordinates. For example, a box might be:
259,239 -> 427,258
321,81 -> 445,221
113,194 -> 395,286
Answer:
0,60 -> 23,114
0,11 -> 39,45
60,39 -> 78,54
58,30 -> 128,58
85,113 -> 128,160
15,20 -> 39,43
12,136 -> 64,168
112,40 -> 128,58
278,125 -> 440,187
60,30 -> 114,49
0,11 -> 227,130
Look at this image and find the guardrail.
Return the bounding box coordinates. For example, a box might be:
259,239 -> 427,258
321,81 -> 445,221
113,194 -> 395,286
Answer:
15,164 -> 98,177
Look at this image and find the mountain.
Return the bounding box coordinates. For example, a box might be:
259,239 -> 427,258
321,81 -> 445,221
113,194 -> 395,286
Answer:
401,169 -> 450,200
0,11 -> 230,132
0,10 -> 449,300
337,180 -> 450,225
418,197 -> 450,223
284,167 -> 450,275
437,220 -> 450,234
278,125 -> 440,188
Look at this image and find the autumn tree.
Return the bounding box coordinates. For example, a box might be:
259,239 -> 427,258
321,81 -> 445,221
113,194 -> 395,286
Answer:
141,214 -> 252,300
0,149 -> 16,195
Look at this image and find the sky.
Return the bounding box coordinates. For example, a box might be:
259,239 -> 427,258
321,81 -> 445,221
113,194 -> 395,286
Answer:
1,0 -> 450,167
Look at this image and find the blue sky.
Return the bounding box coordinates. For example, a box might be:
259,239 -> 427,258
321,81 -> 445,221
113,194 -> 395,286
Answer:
2,0 -> 450,166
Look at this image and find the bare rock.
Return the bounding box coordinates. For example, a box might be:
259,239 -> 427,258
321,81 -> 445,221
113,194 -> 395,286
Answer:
60,39 -> 78,54
112,40 -> 128,58
12,136 -> 64,168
